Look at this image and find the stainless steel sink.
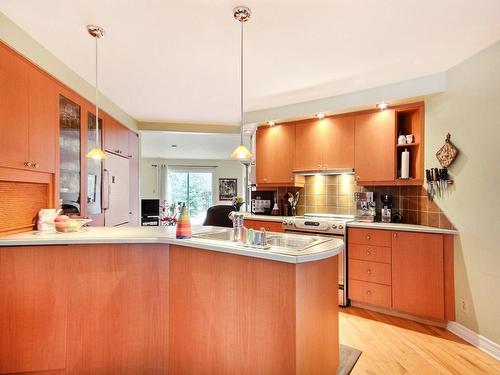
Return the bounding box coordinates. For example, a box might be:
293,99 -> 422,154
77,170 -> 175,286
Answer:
192,228 -> 330,252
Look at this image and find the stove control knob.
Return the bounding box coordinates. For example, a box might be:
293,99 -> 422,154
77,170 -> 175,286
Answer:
338,224 -> 344,229
331,224 -> 337,229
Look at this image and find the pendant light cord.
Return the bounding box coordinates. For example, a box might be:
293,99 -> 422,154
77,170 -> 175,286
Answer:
240,20 -> 244,146
95,35 -> 99,146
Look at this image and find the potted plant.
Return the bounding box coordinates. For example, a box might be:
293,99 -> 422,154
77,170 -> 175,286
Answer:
232,196 -> 245,212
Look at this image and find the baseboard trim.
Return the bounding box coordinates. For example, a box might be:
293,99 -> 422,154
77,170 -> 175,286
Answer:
447,321 -> 500,360
349,302 -> 447,328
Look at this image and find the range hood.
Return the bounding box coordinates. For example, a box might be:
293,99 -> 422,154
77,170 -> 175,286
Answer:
292,168 -> 355,176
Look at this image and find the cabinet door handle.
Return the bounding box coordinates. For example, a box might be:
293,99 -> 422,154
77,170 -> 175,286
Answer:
366,290 -> 372,296
356,175 -> 360,181
33,162 -> 39,169
24,161 -> 32,167
366,234 -> 371,240
366,269 -> 372,275
393,233 -> 398,238
366,250 -> 371,256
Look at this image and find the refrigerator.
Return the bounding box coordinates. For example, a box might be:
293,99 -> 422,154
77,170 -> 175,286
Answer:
103,152 -> 130,227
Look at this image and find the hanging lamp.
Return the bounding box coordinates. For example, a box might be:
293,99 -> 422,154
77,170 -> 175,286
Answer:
86,25 -> 107,160
230,6 -> 252,161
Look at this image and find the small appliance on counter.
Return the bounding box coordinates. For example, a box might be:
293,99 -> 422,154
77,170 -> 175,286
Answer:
381,194 -> 392,223
354,192 -> 376,222
250,191 -> 273,215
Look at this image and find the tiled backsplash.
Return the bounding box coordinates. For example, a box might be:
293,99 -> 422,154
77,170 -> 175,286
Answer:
269,175 -> 454,230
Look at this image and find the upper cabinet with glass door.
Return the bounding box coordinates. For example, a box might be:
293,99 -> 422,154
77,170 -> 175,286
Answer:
59,95 -> 82,215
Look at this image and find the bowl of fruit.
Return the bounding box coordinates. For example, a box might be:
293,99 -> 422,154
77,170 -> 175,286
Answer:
54,215 -> 92,233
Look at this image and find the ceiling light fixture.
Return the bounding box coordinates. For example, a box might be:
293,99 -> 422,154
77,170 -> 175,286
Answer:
267,120 -> 275,126
316,113 -> 325,120
230,6 -> 253,162
85,25 -> 107,160
377,102 -> 389,110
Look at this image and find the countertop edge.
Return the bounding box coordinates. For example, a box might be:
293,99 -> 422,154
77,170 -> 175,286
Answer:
346,221 -> 458,235
0,229 -> 343,264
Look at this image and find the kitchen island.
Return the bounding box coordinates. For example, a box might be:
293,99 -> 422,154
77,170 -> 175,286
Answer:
0,226 -> 343,375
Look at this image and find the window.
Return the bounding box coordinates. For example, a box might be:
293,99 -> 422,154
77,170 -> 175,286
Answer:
167,168 -> 213,225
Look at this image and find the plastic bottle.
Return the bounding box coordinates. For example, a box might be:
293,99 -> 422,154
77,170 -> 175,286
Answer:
176,203 -> 192,239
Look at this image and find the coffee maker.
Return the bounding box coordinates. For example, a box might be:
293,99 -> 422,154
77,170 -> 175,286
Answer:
354,192 -> 376,222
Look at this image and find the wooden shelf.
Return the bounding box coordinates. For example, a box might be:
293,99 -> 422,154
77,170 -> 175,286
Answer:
396,142 -> 420,148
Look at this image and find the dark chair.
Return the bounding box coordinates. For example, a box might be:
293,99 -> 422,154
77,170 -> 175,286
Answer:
203,205 -> 234,227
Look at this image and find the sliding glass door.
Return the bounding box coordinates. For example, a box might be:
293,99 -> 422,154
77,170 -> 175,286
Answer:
167,168 -> 213,224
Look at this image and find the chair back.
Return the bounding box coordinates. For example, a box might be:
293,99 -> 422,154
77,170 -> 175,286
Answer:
203,205 -> 234,228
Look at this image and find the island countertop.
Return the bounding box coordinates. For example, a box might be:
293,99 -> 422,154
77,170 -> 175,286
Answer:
0,225 -> 343,264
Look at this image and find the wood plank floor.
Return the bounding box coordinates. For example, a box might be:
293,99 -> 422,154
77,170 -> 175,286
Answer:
339,306 -> 499,375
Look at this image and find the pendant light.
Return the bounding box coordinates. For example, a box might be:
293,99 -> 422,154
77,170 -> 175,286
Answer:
231,6 -> 252,161
86,25 -> 107,160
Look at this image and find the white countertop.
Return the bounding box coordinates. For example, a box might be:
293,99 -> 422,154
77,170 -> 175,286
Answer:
0,226 -> 343,264
347,221 -> 458,235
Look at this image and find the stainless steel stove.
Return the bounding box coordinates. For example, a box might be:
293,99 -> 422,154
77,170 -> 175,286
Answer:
282,213 -> 353,307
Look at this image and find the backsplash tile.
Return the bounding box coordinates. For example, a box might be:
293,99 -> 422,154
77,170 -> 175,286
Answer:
255,176 -> 454,230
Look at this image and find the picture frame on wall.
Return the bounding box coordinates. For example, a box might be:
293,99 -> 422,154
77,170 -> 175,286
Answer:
219,178 -> 237,200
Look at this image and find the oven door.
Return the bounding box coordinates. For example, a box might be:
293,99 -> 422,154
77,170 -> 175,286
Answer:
283,230 -> 347,307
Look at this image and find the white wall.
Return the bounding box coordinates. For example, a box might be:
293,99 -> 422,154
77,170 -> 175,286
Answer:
425,41 -> 500,344
140,158 -> 245,206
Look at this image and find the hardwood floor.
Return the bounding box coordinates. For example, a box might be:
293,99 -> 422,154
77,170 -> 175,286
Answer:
340,306 -> 499,375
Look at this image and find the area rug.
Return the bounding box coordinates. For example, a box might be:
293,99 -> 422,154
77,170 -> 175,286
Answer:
337,344 -> 362,375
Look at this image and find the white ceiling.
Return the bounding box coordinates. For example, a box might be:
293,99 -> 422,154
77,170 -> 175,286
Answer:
141,131 -> 251,160
1,0 -> 500,125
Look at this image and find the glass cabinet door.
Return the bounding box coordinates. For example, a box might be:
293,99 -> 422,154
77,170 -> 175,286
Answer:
87,112 -> 103,214
59,95 -> 81,215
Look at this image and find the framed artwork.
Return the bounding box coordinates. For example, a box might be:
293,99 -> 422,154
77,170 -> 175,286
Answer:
219,178 -> 237,200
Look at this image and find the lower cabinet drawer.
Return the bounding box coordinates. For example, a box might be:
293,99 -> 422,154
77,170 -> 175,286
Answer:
348,243 -> 391,264
349,259 -> 391,285
349,279 -> 392,309
245,219 -> 283,233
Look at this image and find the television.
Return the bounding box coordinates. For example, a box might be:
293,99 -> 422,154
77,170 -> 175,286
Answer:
141,199 -> 160,217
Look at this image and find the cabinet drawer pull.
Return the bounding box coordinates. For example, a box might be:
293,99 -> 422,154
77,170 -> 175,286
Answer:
366,250 -> 371,256
393,233 -> 398,238
366,235 -> 371,240
366,269 -> 372,275
366,290 -> 372,296
33,162 -> 39,168
24,161 -> 32,167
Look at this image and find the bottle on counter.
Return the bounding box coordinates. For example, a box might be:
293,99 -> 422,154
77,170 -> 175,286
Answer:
381,206 -> 392,223
176,203 -> 192,239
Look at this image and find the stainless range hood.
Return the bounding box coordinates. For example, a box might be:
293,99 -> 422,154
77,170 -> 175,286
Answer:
292,168 -> 355,176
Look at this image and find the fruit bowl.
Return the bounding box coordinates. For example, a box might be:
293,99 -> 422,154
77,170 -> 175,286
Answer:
55,218 -> 92,233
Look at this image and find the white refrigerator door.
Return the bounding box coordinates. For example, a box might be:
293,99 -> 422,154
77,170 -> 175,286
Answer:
104,152 -> 130,226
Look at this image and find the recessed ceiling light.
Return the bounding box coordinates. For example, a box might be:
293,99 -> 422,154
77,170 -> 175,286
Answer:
171,144 -> 178,148
376,102 -> 389,110
267,121 -> 275,126
316,113 -> 325,119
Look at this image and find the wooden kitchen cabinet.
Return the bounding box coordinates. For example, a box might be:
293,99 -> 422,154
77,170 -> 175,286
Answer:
354,110 -> 396,184
28,66 -> 58,173
0,42 -> 30,170
256,124 -> 297,186
0,43 -> 58,173
348,227 -> 453,321
294,115 -> 355,171
392,231 -> 445,320
104,115 -> 129,157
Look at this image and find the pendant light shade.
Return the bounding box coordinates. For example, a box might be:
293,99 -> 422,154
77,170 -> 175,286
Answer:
86,24 -> 107,160
231,6 -> 252,162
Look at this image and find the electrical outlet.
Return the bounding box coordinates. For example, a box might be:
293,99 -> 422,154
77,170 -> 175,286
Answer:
460,298 -> 469,314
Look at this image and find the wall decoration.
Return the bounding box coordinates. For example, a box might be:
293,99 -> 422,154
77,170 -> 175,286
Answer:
219,178 -> 237,200
436,133 -> 458,167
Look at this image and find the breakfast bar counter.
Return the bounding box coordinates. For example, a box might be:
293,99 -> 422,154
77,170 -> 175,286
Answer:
0,226 -> 342,374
